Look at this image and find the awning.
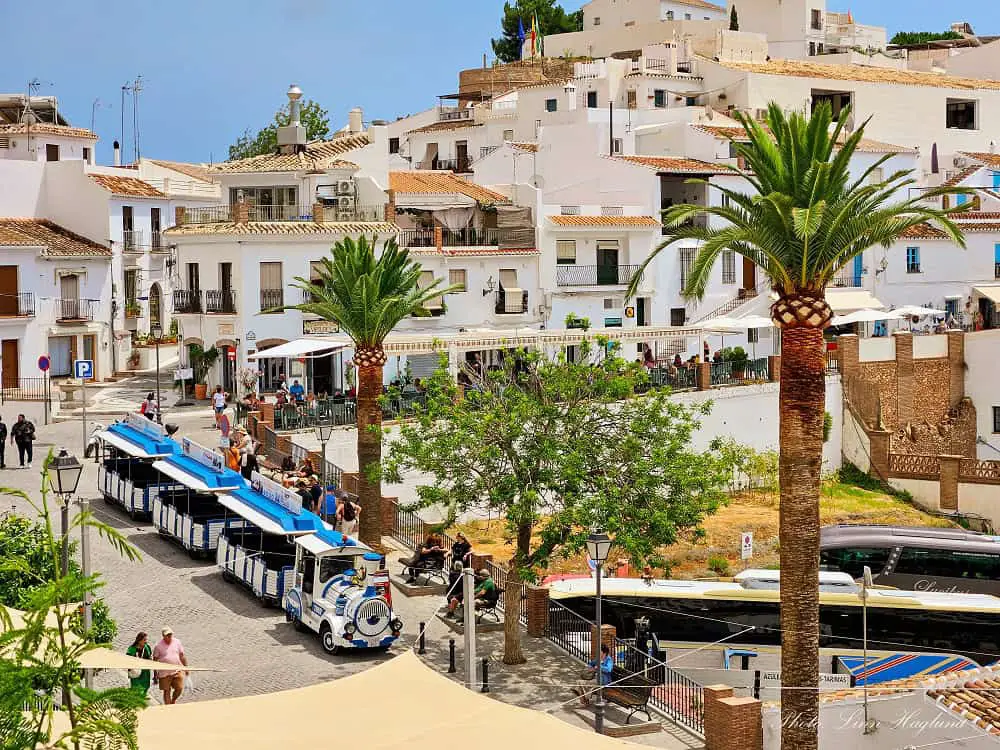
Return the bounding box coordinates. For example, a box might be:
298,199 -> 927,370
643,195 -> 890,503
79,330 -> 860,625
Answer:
295,528 -> 365,555
826,289 -> 886,314
974,285 -> 1000,304
151,455 -> 243,493
248,339 -> 346,360
218,486 -> 328,536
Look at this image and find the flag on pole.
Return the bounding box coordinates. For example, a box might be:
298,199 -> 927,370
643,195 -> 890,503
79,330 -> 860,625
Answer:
530,13 -> 539,58
517,17 -> 526,59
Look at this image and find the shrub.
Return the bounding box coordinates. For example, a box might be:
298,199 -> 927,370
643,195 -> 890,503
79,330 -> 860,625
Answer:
708,554 -> 731,576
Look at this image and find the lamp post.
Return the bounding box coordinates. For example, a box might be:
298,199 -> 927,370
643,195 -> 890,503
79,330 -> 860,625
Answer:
586,530 -> 613,735
314,420 -> 333,520
861,565 -> 875,735
150,321 -> 162,423
50,449 -> 83,577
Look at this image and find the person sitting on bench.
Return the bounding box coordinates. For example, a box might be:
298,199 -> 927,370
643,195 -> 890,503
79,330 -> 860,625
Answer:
444,562 -> 465,618
473,569 -> 498,611
574,643 -> 613,706
402,533 -> 446,583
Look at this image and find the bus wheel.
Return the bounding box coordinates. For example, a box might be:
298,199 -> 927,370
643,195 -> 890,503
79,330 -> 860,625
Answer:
320,623 -> 341,655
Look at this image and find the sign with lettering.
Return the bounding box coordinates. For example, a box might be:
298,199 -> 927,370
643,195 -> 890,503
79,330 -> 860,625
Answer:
182,437 -> 225,474
741,532 -> 753,561
303,319 -> 340,335
759,672 -> 850,690
250,471 -> 303,515
218,323 -> 235,336
125,413 -> 167,440
174,368 -> 194,381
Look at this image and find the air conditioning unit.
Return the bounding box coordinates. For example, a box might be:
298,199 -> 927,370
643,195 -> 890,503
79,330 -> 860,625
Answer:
953,156 -> 969,168
336,180 -> 354,195
338,196 -> 355,209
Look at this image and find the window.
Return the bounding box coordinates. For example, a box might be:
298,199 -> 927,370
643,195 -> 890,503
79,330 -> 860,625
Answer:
389,137 -> 400,154
867,167 -> 884,185
151,207 -> 161,249
995,243 -> 1000,278
45,143 -> 59,161
560,205 -> 581,215
448,268 -> 467,291
603,298 -> 622,310
534,119 -> 542,138
186,262 -> 200,292
601,206 -> 623,216
82,147 -> 91,163
812,90 -> 853,121
819,547 -> 892,579
556,240 -> 577,264
680,249 -> 694,289
653,89 -> 666,108
684,13 -> 691,20
810,8 -> 822,29
259,262 -> 283,311
545,98 -> 558,113
612,138 -> 623,154
593,15 -> 600,25
809,42 -> 817,56
947,98 -> 978,130
124,269 -> 138,308
503,129 -> 514,141
627,90 -> 637,110
499,269 -> 518,289
905,246 -> 921,274
721,250 -> 736,284
747,328 -> 759,344
587,91 -> 598,108
994,406 -> 1000,433
319,557 -> 354,583
666,10 -> 674,20
670,308 -> 687,326
895,547 -> 1000,580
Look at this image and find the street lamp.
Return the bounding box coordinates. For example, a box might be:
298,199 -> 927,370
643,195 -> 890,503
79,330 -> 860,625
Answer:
861,565 -> 876,735
586,530 -> 613,735
150,320 -> 163,423
50,449 -> 83,577
315,420 -> 334,520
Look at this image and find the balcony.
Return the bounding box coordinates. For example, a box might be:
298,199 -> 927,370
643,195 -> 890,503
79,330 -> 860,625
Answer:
248,204 -> 313,222
122,230 -> 146,253
176,203 -> 386,226
150,231 -> 165,252
57,298 -> 97,322
260,289 -> 284,313
205,289 -> 237,314
399,227 -> 533,249
556,264 -> 641,287
0,292 -> 35,318
124,303 -> 142,319
430,157 -> 471,173
828,273 -> 865,289
438,107 -> 473,122
172,289 -> 203,314
495,288 -> 529,315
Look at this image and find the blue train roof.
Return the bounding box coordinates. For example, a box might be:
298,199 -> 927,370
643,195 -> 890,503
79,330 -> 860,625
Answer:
152,453 -> 244,493
221,486 -> 327,536
296,527 -> 370,555
102,420 -> 180,459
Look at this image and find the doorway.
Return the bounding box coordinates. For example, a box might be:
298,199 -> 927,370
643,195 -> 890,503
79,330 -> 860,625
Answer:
1,339 -> 18,385
637,297 -> 650,327
60,274 -> 80,320
83,335 -> 97,381
742,257 -> 757,293
597,242 -> 620,285
0,266 -> 17,316
149,283 -> 162,328
49,336 -> 73,377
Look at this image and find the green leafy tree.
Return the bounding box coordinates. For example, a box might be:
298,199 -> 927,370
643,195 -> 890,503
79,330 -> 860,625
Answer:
729,5 -> 739,31
0,454 -> 143,750
889,30 -> 962,46
627,101 -> 968,750
383,341 -> 734,664
287,236 -> 456,547
491,0 -> 583,63
227,99 -> 330,161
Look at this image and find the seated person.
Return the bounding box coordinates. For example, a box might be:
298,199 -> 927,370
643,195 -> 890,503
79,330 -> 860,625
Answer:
402,533 -> 446,583
297,458 -> 317,478
444,562 -> 465,619
280,455 -> 296,474
450,532 -> 472,567
473,569 -> 498,611
275,391 -> 288,407
289,379 -> 306,404
574,644 -> 613,706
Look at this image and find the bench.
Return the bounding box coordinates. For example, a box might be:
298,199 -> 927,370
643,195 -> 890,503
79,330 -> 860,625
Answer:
400,555 -> 447,585
604,666 -> 655,724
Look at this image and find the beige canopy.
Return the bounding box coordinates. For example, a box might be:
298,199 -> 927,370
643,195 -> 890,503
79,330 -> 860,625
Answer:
51,651 -> 637,749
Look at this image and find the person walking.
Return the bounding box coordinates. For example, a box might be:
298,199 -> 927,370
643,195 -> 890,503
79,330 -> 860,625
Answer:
140,392 -> 158,421
10,414 -> 35,469
0,415 -> 7,469
336,493 -> 360,537
126,631 -> 153,695
212,386 -> 226,429
152,627 -> 188,705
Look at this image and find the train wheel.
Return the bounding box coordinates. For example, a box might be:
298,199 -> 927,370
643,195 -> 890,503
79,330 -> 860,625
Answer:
320,623 -> 341,655
221,570 -> 235,583
292,617 -> 307,633
260,596 -> 273,609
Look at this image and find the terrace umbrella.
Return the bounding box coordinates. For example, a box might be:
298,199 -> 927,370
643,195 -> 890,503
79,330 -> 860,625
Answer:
892,305 -> 946,331
731,314 -> 777,360
699,316 -> 741,362
931,142 -> 939,174
830,308 -> 903,337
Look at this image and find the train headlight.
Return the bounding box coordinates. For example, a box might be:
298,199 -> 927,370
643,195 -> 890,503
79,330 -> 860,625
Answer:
344,622 -> 357,637
390,618 -> 403,634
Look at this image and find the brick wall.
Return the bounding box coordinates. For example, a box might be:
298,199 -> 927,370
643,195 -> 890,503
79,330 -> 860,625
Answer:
892,396 -> 977,458
525,585 -> 549,637
590,623 -> 616,661
940,455 -> 961,510
895,332 -> 915,426
859,361 -> 897,428
913,358 -> 951,426
704,685 -> 763,750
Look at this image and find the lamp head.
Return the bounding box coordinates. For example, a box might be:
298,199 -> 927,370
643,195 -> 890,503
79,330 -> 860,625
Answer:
586,530 -> 613,567
50,448 -> 83,500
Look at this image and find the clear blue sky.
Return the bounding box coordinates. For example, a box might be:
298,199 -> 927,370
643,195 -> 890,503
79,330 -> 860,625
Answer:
0,1 -> 993,165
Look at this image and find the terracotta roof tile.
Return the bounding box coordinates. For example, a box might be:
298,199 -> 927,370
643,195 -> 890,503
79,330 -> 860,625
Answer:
0,122 -> 97,139
164,221 -> 399,237
943,166 -> 979,187
88,174 -> 166,198
692,125 -> 916,153
955,222 -> 1000,232
963,152 -> 1000,169
0,218 -> 111,256
672,0 -> 725,10
147,159 -> 214,182
549,215 -> 660,227
409,119 -> 484,135
692,125 -> 750,141
614,155 -> 730,173
389,171 -> 510,204
900,223 -> 949,239
510,142 -> 539,153
210,133 -> 371,173
718,58 -> 1000,90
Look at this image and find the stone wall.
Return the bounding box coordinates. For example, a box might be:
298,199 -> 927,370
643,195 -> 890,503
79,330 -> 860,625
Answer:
858,361 -> 897,428
891,397 -> 977,458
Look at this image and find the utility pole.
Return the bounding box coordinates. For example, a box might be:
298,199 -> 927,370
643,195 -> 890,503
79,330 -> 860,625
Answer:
132,76 -> 143,162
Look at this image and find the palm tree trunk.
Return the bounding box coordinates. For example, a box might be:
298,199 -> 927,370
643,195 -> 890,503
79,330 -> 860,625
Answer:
356,364 -> 383,547
777,324 -> 826,750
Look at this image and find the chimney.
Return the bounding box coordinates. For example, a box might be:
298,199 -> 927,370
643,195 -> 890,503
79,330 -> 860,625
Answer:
564,82 -> 577,111
348,107 -> 364,135
113,140 -> 121,167
277,84 -> 307,154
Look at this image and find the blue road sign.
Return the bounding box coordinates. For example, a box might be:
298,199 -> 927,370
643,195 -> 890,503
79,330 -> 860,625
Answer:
74,359 -> 94,379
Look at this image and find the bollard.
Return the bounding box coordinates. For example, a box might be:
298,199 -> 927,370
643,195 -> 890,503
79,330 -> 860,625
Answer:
418,621 -> 426,654
481,657 -> 490,693
448,638 -> 457,673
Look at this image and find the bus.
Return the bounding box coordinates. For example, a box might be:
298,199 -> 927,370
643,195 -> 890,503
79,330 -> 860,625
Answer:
820,525 -> 1000,595
548,569 -> 1000,660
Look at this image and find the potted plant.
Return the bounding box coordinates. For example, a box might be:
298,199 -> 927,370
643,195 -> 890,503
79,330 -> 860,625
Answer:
127,350 -> 140,370
723,346 -> 749,377
189,344 -> 219,400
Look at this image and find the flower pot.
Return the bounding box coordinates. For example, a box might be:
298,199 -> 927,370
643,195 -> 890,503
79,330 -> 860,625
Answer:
194,383 -> 208,400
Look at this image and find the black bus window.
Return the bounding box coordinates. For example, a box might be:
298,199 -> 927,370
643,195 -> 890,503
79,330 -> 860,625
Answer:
319,557 -> 353,584
953,552 -> 1000,580
820,547 -> 890,579
894,547 -> 959,578
302,554 -> 316,594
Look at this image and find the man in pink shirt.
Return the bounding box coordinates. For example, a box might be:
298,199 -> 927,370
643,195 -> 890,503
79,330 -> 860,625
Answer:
152,627 -> 188,705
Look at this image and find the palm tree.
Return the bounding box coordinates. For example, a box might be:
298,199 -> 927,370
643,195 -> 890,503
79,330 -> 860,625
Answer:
289,235 -> 454,547
628,102 -> 968,750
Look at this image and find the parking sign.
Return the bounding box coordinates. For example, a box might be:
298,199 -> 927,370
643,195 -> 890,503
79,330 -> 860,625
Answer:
74,359 -> 94,380
741,532 -> 753,561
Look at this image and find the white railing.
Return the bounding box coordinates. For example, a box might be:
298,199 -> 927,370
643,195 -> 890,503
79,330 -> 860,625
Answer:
491,99 -> 518,111
574,61 -> 606,79
144,178 -> 220,198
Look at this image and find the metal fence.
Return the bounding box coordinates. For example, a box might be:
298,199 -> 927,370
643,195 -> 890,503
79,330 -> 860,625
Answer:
547,600 -> 705,736
646,366 -> 697,392
0,377 -> 49,403
710,358 -> 769,386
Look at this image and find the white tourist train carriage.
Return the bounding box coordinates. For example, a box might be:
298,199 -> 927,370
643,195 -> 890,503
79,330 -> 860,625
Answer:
217,471 -> 327,606
95,415 -> 184,519
284,531 -> 402,654
149,438 -> 246,558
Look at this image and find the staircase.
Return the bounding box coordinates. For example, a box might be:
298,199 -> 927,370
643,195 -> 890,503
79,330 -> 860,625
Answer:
690,279 -> 771,324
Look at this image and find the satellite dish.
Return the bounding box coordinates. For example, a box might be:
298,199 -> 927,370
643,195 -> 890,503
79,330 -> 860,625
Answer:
845,113 -> 856,132
532,175 -> 546,189
20,109 -> 37,126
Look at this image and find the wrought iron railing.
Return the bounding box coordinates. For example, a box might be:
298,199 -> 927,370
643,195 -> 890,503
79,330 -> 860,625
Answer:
205,289 -> 237,314
57,298 -> 97,322
710,358 -> 769,386
0,377 -> 49,403
828,273 -> 864,289
248,204 -> 314,222
495,289 -> 529,315
556,265 -> 641,286
646,366 -> 697,391
172,289 -> 202,314
0,292 -> 35,317
122,230 -> 146,252
431,157 -> 471,172
260,289 -> 284,312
